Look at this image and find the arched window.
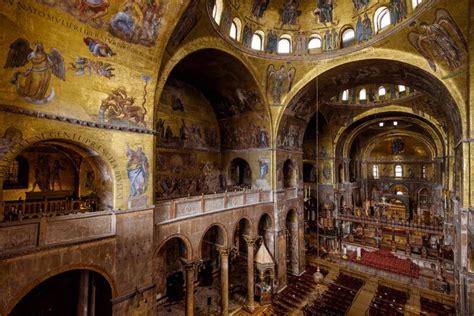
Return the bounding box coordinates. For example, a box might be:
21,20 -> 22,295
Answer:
395,164 -> 403,178
374,6 -> 391,33
229,18 -> 242,41
229,158 -> 252,188
373,165 -> 379,179
378,86 -> 386,97
212,0 -> 224,25
359,88 -> 367,101
229,22 -> 237,40
308,34 -> 322,49
342,89 -> 349,101
251,31 -> 264,51
278,35 -> 292,54
412,0 -> 423,9
341,28 -> 355,47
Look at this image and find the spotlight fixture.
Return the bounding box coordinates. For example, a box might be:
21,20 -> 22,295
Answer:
379,122 -> 384,127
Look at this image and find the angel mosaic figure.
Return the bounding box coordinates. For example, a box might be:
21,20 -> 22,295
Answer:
4,38 -> 65,104
267,65 -> 296,104
408,9 -> 467,72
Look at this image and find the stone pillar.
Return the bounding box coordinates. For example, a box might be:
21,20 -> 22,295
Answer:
0,179 -> 4,222
244,236 -> 257,312
264,229 -> 275,257
77,270 -> 90,316
218,247 -> 230,316
184,261 -> 196,316
90,279 -> 96,316
344,160 -> 350,183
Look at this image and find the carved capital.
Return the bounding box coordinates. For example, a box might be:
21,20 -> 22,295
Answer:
217,246 -> 231,257
179,258 -> 201,271
243,235 -> 258,247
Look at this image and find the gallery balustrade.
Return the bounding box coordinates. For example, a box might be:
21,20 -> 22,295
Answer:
3,197 -> 99,222
155,189 -> 273,223
0,210 -> 115,257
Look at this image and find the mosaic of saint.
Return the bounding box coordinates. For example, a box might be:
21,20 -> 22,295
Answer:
126,143 -> 149,208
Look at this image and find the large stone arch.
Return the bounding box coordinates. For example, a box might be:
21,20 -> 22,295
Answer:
155,37 -> 270,122
198,222 -> 229,256
5,263 -> 117,315
333,106 -> 448,157
277,53 -> 466,141
361,131 -> 438,161
154,233 -> 194,260
0,130 -> 122,208
338,116 -> 445,160
231,216 -> 254,240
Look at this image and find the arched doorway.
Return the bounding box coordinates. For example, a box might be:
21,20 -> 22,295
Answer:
11,270 -> 112,316
230,218 -> 252,302
2,140 -> 113,221
338,163 -> 344,183
199,224 -> 228,313
283,159 -> 296,188
155,237 -> 189,306
200,225 -> 227,287
229,158 -> 252,189
258,213 -> 274,256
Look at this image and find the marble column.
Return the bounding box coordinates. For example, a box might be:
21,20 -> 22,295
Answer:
90,279 -> 96,316
0,181 -> 4,222
77,270 -> 90,316
184,262 -> 196,316
244,236 -> 257,312
218,247 -> 230,316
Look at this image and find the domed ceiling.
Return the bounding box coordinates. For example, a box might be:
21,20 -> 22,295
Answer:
208,0 -> 437,59
235,0 -> 356,31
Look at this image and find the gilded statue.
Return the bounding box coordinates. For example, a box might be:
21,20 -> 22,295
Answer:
4,39 -> 65,104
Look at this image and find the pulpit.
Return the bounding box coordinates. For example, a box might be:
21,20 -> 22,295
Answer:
254,243 -> 275,305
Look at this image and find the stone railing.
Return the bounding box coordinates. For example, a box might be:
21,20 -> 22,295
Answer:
3,198 -> 100,222
337,214 -> 443,234
0,211 -> 115,257
155,190 -> 273,223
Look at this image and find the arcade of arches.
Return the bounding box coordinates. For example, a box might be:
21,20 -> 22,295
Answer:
0,0 -> 473,315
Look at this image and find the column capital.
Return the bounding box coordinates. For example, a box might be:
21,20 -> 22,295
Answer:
243,235 -> 259,246
217,246 -> 233,257
180,258 -> 201,270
